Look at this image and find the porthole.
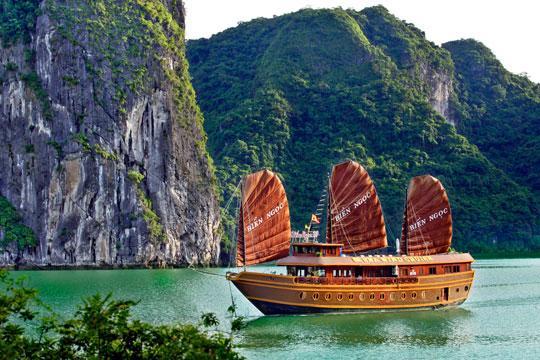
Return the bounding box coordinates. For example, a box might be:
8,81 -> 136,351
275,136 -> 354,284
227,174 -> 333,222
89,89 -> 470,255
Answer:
337,293 -> 343,301
379,293 -> 385,300
456,288 -> 460,293
390,293 -> 395,301
465,286 -> 469,292
369,293 -> 375,301
401,292 -> 406,300
299,292 -> 306,300
421,291 -> 426,299
325,293 -> 332,301
312,292 -> 320,301
359,293 -> 365,301
411,292 -> 417,299
348,293 -> 354,301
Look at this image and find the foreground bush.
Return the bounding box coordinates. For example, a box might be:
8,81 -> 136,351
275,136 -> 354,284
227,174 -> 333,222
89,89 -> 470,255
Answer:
0,270 -> 244,359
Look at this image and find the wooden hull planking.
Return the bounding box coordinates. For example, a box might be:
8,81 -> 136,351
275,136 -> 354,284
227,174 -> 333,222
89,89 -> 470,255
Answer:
227,270 -> 474,315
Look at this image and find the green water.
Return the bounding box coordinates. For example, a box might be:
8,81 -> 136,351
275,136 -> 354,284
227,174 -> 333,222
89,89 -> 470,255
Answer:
16,258 -> 540,359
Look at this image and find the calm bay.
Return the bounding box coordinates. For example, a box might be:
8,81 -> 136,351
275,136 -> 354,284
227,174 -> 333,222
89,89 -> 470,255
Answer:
16,258 -> 540,359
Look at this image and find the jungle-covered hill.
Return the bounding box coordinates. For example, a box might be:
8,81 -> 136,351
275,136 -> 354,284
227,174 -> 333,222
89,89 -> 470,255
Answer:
187,6 -> 539,255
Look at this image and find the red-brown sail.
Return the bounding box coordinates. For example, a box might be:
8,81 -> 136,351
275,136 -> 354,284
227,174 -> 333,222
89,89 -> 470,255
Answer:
400,175 -> 452,255
327,160 -> 387,253
237,170 -> 291,266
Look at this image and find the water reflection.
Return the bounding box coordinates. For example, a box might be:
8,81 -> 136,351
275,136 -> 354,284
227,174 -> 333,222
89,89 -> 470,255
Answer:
240,308 -> 472,349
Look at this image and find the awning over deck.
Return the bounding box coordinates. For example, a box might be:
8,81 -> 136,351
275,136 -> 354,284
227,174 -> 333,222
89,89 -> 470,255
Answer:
276,253 -> 474,267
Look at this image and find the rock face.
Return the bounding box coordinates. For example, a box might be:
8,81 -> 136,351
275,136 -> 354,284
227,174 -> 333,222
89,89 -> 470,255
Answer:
0,0 -> 220,266
418,62 -> 454,124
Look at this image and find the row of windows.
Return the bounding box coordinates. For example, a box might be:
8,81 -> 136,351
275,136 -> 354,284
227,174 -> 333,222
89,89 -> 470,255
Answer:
306,291 -> 426,302
444,265 -> 461,273
303,286 -> 470,302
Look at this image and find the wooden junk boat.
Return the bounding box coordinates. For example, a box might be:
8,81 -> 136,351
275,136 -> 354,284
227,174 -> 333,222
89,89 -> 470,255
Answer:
227,160 -> 474,315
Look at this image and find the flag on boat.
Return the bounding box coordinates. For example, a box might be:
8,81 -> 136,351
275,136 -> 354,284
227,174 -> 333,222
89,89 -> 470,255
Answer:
311,214 -> 320,224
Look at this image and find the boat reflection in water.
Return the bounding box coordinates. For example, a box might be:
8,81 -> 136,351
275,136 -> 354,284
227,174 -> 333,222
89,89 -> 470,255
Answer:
240,307 -> 473,351
227,160 -> 475,315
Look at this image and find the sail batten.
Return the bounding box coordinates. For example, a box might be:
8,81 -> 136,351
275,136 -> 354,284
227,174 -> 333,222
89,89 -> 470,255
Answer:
400,175 -> 452,256
236,170 -> 291,266
327,160 -> 387,253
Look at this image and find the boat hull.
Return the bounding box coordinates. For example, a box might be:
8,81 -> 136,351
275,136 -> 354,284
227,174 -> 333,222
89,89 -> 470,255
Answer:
227,271 -> 474,315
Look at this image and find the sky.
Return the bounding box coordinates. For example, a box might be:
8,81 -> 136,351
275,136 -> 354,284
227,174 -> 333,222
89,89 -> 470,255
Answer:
183,0 -> 540,83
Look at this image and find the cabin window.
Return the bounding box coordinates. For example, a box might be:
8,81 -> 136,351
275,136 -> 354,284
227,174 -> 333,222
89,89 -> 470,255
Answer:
421,291 -> 426,299
390,293 -> 395,301
400,268 -> 409,276
429,267 -> 437,275
299,292 -> 306,300
465,286 -> 469,292
444,265 -> 461,273
411,292 -> 417,299
325,293 -> 332,301
369,293 -> 375,301
379,293 -> 385,300
359,293 -> 365,301
401,292 -> 406,300
348,293 -> 354,301
313,293 -> 320,300
337,293 -> 343,301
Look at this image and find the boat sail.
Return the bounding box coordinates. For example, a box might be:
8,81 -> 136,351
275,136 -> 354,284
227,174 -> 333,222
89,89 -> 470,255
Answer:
400,175 -> 452,256
237,169 -> 291,266
326,160 -> 387,253
227,166 -> 473,315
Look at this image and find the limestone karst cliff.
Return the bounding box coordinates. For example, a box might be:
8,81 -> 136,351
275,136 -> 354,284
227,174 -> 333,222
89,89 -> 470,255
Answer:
0,0 -> 220,266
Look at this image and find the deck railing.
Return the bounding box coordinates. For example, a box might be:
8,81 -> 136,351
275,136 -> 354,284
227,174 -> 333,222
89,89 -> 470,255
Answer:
294,276 -> 418,285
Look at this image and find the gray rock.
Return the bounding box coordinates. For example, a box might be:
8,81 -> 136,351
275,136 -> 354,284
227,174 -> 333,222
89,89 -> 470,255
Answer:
0,0 -> 220,267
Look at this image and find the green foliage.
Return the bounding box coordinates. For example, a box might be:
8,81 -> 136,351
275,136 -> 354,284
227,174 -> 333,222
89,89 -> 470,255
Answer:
0,196 -> 36,251
73,132 -> 119,161
0,0 -> 40,47
46,140 -> 62,159
93,143 -> 119,162
24,144 -> 34,154
0,270 -> 244,359
4,62 -> 17,72
444,39 -> 540,196
72,132 -> 91,152
128,170 -> 145,185
61,75 -> 79,87
20,71 -> 53,121
128,170 -> 166,242
188,7 -> 539,254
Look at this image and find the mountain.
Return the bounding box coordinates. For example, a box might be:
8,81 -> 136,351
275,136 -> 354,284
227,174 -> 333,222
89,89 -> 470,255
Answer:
0,0 -> 220,266
187,6 -> 539,255
443,39 -> 540,195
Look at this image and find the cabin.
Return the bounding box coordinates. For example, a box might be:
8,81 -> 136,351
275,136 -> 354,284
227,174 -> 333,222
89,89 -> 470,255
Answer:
278,242 -> 473,285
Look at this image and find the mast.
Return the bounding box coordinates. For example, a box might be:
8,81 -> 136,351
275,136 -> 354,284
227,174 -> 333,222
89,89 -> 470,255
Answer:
311,173 -> 329,243
242,201 -> 247,272
402,187 -> 408,255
